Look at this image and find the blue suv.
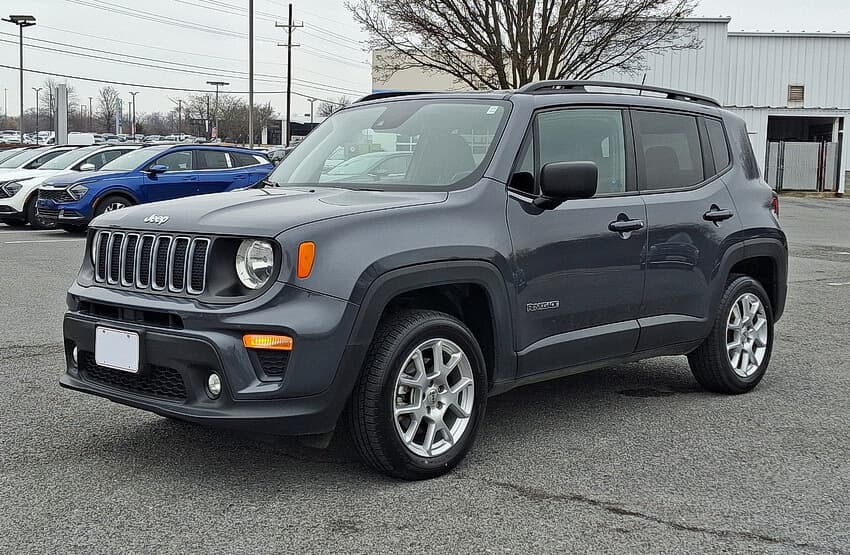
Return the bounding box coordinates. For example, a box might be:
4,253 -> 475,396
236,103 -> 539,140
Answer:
37,145 -> 273,232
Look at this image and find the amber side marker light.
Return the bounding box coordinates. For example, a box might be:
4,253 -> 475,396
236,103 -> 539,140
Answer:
298,241 -> 316,279
243,334 -> 293,351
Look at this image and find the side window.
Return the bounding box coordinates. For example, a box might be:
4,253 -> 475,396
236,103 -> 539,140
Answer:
633,111 -> 705,191
509,134 -> 535,195
705,118 -> 731,171
82,150 -> 125,170
376,155 -> 410,175
229,152 -> 260,168
195,150 -> 229,170
25,150 -> 67,169
154,151 -> 193,171
536,109 -> 627,196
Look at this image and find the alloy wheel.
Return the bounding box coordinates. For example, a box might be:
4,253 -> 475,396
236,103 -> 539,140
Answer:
726,292 -> 769,378
392,338 -> 475,458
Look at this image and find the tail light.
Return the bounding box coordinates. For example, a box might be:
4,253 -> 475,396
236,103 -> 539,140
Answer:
770,195 -> 779,218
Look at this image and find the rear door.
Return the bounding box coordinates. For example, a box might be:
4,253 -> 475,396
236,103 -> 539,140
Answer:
632,109 -> 743,349
193,149 -> 235,194
229,151 -> 271,187
141,150 -> 197,202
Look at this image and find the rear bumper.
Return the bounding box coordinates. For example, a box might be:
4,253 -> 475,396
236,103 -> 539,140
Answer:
60,283 -> 364,435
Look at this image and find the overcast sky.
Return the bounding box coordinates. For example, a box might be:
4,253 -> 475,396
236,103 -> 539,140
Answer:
2,0 -> 849,124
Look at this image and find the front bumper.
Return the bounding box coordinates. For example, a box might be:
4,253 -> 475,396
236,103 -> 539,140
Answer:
36,197 -> 90,223
60,282 -> 364,435
0,204 -> 23,218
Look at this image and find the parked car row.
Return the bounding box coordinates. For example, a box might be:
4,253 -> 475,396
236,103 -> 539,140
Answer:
0,144 -> 273,231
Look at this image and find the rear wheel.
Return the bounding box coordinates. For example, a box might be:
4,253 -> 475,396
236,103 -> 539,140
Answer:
347,310 -> 487,480
688,276 -> 774,394
26,196 -> 56,230
94,194 -> 134,217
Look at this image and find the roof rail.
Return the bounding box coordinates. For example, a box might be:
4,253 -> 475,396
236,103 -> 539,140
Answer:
356,90 -> 437,103
516,80 -> 721,107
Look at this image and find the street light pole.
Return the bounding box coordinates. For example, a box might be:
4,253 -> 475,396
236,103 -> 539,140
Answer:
32,86 -> 41,143
88,96 -> 93,132
3,15 -> 37,144
248,0 -> 254,148
205,81 -> 228,140
308,98 -> 316,125
129,91 -> 138,138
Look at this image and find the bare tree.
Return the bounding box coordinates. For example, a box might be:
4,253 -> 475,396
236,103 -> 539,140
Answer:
317,96 -> 352,118
96,86 -> 120,132
349,0 -> 699,90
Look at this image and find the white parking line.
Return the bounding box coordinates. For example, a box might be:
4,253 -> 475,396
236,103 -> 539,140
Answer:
3,238 -> 86,244
827,282 -> 850,286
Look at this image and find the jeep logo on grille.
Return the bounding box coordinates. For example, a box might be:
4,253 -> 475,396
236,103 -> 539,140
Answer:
143,214 -> 169,225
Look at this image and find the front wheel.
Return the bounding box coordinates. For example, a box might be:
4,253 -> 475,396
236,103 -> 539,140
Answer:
347,310 -> 487,480
94,195 -> 134,217
688,276 -> 775,394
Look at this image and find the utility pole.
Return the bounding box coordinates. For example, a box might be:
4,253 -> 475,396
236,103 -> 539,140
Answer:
32,87 -> 41,143
3,15 -> 36,143
206,81 -> 228,140
80,104 -> 85,132
129,91 -> 138,138
248,0 -> 254,147
88,96 -> 93,132
3,88 -> 6,125
308,97 -> 316,125
276,4 -> 302,147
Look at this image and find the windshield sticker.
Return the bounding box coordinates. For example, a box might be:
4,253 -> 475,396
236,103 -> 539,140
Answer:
486,106 -> 499,115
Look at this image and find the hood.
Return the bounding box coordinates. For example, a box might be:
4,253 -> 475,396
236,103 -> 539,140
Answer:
0,169 -> 53,184
91,186 -> 449,236
42,169 -> 126,187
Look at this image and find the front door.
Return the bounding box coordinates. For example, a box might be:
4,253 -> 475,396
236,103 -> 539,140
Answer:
507,107 -> 647,377
630,110 -> 743,349
142,150 -> 197,202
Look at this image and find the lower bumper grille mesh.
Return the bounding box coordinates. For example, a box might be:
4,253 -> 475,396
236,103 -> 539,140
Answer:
79,351 -> 187,401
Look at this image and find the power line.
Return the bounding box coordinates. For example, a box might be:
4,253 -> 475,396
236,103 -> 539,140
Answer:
62,0 -> 369,67
0,63 -> 353,105
0,31 -> 368,94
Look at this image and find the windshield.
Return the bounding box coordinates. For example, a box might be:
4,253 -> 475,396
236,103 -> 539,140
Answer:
0,147 -> 52,169
100,146 -> 165,171
39,145 -> 101,170
268,99 -> 509,189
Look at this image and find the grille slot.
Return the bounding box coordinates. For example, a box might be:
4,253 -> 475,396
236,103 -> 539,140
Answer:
79,351 -> 187,401
254,350 -> 290,377
91,230 -> 210,295
38,188 -> 75,202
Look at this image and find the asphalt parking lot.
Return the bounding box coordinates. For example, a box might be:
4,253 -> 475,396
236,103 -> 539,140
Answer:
1,196 -> 849,553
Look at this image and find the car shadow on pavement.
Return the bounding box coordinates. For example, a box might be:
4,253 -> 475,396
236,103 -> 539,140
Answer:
65,356 -> 711,483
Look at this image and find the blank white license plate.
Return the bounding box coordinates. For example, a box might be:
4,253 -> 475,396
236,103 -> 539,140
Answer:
95,327 -> 140,373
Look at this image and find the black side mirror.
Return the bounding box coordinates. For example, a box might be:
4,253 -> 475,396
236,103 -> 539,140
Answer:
534,161 -> 598,209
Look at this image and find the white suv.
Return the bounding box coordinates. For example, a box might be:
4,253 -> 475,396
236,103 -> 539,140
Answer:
0,145 -> 138,228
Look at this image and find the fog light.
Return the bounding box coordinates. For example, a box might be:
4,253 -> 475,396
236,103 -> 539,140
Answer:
72,346 -> 78,365
207,373 -> 222,399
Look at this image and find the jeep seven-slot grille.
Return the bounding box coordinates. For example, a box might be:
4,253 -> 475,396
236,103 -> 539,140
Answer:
92,230 -> 210,295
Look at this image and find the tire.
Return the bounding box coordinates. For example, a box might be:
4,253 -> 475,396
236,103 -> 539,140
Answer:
94,194 -> 134,217
688,276 -> 774,394
26,196 -> 56,230
347,309 -> 488,480
0,217 -> 27,227
59,224 -> 88,233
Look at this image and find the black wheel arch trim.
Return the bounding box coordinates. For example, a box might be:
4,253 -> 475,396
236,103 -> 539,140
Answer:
94,188 -> 140,210
713,237 -> 788,322
346,259 -> 517,387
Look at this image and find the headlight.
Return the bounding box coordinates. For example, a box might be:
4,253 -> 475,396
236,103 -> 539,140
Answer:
68,184 -> 89,200
235,239 -> 275,289
1,181 -> 22,196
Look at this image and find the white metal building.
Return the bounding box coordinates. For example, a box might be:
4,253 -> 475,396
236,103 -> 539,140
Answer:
372,18 -> 850,194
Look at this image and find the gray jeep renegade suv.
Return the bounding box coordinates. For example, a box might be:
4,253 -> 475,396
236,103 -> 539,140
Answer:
60,81 -> 787,480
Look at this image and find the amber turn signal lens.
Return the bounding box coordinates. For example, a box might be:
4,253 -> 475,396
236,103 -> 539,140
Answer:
243,334 -> 293,351
297,241 -> 316,279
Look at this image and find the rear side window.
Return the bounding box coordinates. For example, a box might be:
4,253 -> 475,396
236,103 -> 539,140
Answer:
230,152 -> 261,167
195,150 -> 230,170
706,118 -> 731,171
633,111 -> 705,190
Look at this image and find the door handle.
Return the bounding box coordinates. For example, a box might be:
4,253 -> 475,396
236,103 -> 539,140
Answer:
703,206 -> 734,222
608,217 -> 645,235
